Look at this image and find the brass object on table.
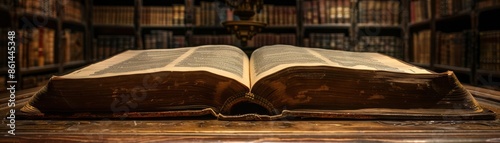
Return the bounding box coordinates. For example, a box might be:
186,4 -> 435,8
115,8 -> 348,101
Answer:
222,0 -> 267,47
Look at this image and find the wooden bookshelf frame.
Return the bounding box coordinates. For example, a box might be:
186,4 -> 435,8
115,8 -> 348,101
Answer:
407,0 -> 500,87
2,0 -> 500,90
0,0 -> 92,90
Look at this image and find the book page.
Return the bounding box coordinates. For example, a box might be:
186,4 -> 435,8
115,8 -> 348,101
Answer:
171,45 -> 250,87
309,48 -> 431,74
63,45 -> 250,87
250,45 -> 431,86
250,45 -> 331,86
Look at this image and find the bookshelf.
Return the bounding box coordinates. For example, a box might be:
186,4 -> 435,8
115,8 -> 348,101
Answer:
0,0 -> 91,91
2,0 -> 499,90
407,0 -> 500,88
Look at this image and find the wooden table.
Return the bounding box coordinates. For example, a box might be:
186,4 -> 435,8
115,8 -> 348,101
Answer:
1,85 -> 499,142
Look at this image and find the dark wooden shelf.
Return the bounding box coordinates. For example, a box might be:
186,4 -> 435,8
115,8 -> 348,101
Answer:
142,25 -> 187,29
193,26 -> 225,29
435,11 -> 471,23
62,19 -> 86,27
478,5 -> 500,14
433,64 -> 471,74
267,25 -> 297,28
304,24 -> 350,29
17,12 -> 58,22
409,19 -> 431,28
20,64 -> 59,75
357,24 -> 401,29
477,69 -> 500,77
93,24 -> 134,29
63,60 -> 88,69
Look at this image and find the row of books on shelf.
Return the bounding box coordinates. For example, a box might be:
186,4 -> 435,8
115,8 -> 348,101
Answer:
0,28 -> 82,70
356,36 -> 404,59
412,30 -> 431,64
142,5 -> 185,26
305,33 -> 349,50
62,29 -> 84,63
480,31 -> 500,71
93,6 -> 134,26
436,0 -> 473,18
7,0 -> 83,23
93,35 -> 135,61
437,31 -> 473,68
477,0 -> 500,9
410,0 -> 432,23
143,30 -> 186,49
18,28 -> 56,68
359,0 -> 400,26
17,0 -> 57,18
62,0 -> 84,23
254,5 -> 297,26
195,1 -> 227,26
247,34 -> 296,48
303,0 -> 351,24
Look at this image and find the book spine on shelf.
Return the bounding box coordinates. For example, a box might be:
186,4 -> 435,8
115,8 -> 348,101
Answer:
358,0 -> 399,25
410,0 -> 433,23
94,6 -> 134,26
479,31 -> 500,71
94,35 -> 134,59
356,35 -> 404,59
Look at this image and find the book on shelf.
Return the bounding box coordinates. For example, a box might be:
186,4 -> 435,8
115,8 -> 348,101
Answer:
93,35 -> 135,60
93,6 -> 134,26
477,0 -> 500,10
141,5 -> 185,26
355,36 -> 403,59
410,0 -> 432,23
412,30 -> 431,64
143,30 -> 186,49
480,31 -> 500,71
247,34 -> 296,48
358,0 -> 400,26
17,0 -> 57,18
195,1 -> 225,26
248,4 -> 295,26
192,35 -> 237,46
17,28 -> 55,68
306,33 -> 349,51
62,0 -> 83,23
435,0 -> 473,18
436,31 -> 473,68
303,0 -> 350,25
62,29 -> 84,63
19,45 -> 495,120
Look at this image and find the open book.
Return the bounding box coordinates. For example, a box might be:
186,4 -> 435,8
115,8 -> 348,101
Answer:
20,45 -> 495,120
